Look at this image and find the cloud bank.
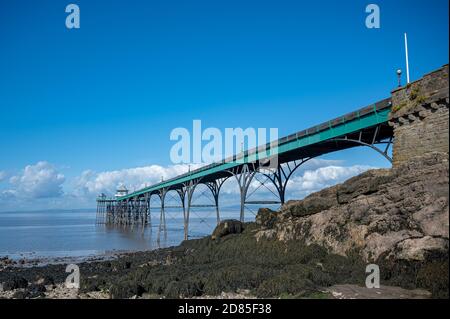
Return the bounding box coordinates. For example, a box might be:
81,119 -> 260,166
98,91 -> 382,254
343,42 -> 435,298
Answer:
0,159 -> 375,211
2,161 -> 65,199
73,164 -> 202,198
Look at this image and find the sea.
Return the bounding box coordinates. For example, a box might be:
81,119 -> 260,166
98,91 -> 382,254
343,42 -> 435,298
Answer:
0,206 -> 273,261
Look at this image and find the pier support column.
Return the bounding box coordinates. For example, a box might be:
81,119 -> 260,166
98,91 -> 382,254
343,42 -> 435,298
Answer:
228,164 -> 257,222
143,193 -> 150,225
115,201 -> 121,225
180,179 -> 201,240
136,197 -> 142,225
96,201 -> 100,224
147,193 -> 154,227
205,177 -> 229,225
107,201 -> 112,224
130,197 -> 136,226
96,195 -> 108,224
175,189 -> 187,240
120,200 -> 126,225
103,200 -> 107,224
157,188 -> 168,244
125,200 -> 129,225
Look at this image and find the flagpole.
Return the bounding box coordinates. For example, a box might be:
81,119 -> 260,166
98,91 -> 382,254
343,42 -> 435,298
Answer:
404,33 -> 410,84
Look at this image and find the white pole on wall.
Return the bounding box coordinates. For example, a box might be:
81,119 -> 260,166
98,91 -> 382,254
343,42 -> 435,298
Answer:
404,33 -> 410,84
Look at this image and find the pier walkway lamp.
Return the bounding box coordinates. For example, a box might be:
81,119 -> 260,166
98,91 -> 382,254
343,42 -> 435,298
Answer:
397,69 -> 402,88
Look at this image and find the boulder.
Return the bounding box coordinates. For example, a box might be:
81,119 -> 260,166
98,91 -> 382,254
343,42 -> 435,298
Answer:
211,220 -> 243,240
281,186 -> 339,217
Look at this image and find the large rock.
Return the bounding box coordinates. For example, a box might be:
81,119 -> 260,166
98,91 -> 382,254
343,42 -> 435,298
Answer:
256,152 -> 449,264
255,208 -> 278,228
211,220 -> 243,240
282,186 -> 339,217
389,236 -> 449,261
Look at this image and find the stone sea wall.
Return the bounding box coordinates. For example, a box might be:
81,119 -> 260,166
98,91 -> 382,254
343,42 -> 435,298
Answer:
389,64 -> 449,166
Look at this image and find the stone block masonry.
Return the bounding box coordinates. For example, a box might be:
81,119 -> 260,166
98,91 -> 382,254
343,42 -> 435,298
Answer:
389,64 -> 449,167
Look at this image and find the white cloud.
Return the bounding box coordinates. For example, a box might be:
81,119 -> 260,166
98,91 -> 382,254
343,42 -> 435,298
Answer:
73,163 -> 203,197
6,161 -> 65,199
287,165 -> 373,198
296,158 -> 344,171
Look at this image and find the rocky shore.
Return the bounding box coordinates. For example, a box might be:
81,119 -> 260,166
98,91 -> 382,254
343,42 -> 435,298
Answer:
1,152 -> 448,299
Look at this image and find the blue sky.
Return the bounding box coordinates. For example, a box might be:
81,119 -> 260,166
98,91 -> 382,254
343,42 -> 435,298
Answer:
0,0 -> 448,211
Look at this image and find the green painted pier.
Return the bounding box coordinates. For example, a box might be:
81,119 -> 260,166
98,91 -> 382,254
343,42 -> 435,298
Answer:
97,97 -> 394,240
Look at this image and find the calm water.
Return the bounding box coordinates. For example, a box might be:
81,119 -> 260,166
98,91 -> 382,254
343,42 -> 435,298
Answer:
0,208 -> 261,260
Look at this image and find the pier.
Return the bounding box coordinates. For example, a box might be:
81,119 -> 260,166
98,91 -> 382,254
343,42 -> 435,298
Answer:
97,64 -> 449,241
98,97 -> 395,240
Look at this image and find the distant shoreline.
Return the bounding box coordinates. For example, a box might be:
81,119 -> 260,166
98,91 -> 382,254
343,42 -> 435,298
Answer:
0,208 -> 96,214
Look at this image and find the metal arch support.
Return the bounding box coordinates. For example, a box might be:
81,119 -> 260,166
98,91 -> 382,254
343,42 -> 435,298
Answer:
226,163 -> 258,222
180,178 -> 203,240
331,135 -> 393,164
148,192 -> 161,228
258,157 -> 312,205
205,177 -> 230,225
176,188 -> 186,211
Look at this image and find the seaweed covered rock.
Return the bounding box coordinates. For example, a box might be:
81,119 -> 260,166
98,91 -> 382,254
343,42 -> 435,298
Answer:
2,276 -> 28,291
110,281 -> 145,299
255,208 -> 278,228
164,279 -> 203,298
106,225 -> 367,299
211,220 -> 243,240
